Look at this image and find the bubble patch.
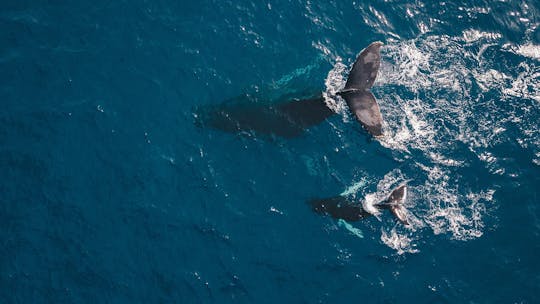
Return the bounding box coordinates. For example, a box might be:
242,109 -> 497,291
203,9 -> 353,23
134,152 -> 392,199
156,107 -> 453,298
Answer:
318,31 -> 538,252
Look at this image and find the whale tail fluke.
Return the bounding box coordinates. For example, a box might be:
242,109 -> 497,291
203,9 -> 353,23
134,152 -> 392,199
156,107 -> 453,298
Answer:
339,90 -> 383,137
343,41 -> 383,91
375,184 -> 410,225
338,41 -> 384,137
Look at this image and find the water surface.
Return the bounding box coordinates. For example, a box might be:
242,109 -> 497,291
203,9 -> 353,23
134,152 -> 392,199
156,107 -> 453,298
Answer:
1,0 -> 539,302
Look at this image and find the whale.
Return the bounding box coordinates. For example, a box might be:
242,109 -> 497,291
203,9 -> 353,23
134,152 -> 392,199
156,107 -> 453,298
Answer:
195,41 -> 385,138
308,184 -> 409,225
194,91 -> 334,138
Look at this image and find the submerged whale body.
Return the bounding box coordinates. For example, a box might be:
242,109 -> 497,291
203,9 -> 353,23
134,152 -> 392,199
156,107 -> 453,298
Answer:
195,92 -> 334,138
308,184 -> 409,225
195,41 -> 385,138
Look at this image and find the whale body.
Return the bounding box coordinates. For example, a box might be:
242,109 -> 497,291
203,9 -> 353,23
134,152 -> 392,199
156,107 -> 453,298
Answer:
195,92 -> 334,138
195,41 -> 385,138
308,184 -> 409,225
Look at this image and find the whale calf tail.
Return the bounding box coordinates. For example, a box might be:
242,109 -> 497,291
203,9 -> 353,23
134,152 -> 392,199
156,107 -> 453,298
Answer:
308,183 -> 410,226
338,41 -> 384,137
375,184 -> 410,225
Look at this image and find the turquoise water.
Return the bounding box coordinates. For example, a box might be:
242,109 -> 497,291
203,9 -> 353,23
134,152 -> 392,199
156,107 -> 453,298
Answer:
1,0 -> 539,302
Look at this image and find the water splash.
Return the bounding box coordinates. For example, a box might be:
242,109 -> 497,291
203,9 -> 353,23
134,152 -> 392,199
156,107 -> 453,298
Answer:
312,28 -> 540,252
511,43 -> 540,61
381,228 -> 419,255
416,164 -> 494,240
379,34 -> 539,167
320,33 -> 534,252
322,56 -> 349,116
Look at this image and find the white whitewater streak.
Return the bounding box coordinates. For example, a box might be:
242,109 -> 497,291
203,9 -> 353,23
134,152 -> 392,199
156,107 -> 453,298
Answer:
381,228 -> 419,255
378,39 -> 432,91
372,34 -> 512,247
312,40 -> 349,117
319,32 -> 537,252
322,57 -> 349,117
514,43 -> 540,60
416,163 -> 493,240
502,61 -> 540,102
363,192 -> 383,217
473,68 -> 510,92
378,34 -> 539,165
462,29 -> 502,43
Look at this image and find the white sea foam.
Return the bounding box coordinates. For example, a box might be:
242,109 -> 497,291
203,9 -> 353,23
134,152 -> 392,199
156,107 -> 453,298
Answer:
416,164 -> 494,240
462,29 -> 501,43
502,62 -> 540,102
514,43 -> 540,60
322,57 -> 349,117
319,32 -> 539,252
381,228 -> 419,255
362,192 -> 383,217
378,34 -> 540,174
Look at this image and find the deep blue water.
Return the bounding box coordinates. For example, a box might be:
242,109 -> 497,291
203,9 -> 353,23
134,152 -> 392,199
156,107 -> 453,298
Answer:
1,0 -> 540,303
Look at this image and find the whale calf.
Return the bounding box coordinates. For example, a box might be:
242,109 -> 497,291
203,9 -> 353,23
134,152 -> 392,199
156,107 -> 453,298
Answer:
308,184 -> 409,225
195,42 -> 385,138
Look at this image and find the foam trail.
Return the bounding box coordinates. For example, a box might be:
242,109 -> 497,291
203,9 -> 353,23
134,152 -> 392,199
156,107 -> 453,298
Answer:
372,36 -> 523,247
317,34 -> 535,252
381,228 -> 418,255
322,57 -> 348,116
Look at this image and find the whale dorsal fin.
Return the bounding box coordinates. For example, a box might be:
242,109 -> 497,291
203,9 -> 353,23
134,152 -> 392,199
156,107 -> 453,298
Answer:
344,41 -> 383,91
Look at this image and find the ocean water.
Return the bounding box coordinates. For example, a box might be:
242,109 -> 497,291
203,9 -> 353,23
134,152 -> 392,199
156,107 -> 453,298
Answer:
1,0 -> 539,303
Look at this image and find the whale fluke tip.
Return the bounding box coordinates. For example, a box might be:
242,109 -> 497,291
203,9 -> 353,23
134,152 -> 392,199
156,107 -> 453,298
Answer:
340,90 -> 383,137
343,41 -> 383,91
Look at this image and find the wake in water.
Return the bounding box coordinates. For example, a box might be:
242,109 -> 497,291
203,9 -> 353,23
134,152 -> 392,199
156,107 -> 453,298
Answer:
377,33 -> 538,246
318,30 -> 538,253
197,33 -> 537,253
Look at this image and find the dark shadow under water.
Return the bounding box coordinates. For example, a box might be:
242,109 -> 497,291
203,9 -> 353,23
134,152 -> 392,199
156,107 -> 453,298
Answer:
194,91 -> 335,138
309,196 -> 372,222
